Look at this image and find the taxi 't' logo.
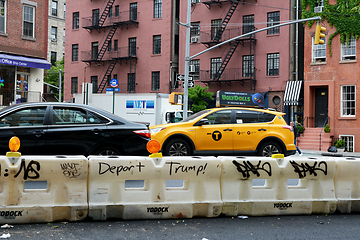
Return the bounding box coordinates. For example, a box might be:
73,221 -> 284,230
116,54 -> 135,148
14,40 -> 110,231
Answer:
212,131 -> 222,141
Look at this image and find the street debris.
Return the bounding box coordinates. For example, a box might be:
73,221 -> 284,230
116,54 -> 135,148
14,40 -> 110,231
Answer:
0,224 -> 13,229
0,233 -> 10,239
237,216 -> 249,219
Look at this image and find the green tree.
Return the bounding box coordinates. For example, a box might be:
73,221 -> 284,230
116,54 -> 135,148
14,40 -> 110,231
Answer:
188,85 -> 214,113
44,59 -> 64,101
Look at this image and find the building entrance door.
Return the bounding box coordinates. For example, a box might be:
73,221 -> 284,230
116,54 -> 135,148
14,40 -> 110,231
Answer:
315,87 -> 328,127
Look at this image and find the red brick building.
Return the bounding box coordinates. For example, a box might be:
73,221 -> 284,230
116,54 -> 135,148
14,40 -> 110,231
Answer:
0,0 -> 50,106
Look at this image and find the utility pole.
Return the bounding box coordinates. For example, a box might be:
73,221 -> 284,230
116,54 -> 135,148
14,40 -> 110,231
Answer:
183,0 -> 191,119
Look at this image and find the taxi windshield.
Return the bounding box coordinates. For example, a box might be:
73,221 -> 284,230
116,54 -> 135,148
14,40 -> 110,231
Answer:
179,110 -> 210,123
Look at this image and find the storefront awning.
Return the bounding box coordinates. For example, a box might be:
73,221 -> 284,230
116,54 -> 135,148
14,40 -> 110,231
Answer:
0,54 -> 51,70
284,80 -> 302,105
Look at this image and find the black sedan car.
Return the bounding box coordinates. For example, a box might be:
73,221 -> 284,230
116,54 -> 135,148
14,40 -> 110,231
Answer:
0,102 -> 150,156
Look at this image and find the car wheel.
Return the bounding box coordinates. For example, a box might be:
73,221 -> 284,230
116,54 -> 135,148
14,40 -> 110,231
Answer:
164,139 -> 191,156
259,142 -> 282,157
94,147 -> 121,156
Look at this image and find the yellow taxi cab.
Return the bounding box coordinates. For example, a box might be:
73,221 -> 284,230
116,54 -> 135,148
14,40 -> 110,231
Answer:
150,107 -> 296,157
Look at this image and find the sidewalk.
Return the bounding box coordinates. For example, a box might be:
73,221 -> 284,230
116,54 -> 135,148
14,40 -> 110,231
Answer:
299,149 -> 360,158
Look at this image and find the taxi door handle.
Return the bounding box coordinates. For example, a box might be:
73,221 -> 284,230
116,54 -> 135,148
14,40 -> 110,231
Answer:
33,130 -> 44,137
92,128 -> 102,135
223,129 -> 232,132
258,128 -> 267,131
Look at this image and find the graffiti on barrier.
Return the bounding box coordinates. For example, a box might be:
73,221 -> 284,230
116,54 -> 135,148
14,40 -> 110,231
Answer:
13,159 -> 40,180
60,163 -> 81,178
290,160 -> 327,178
98,162 -> 145,176
232,160 -> 272,178
166,161 -> 208,176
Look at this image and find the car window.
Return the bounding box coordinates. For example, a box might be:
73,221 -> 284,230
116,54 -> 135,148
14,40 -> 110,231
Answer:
52,107 -> 105,125
204,110 -> 232,125
0,107 -> 46,127
179,110 -> 210,123
235,110 -> 275,124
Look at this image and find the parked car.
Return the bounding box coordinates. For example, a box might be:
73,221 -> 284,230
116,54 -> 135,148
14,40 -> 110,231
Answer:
150,107 -> 296,157
0,102 -> 150,156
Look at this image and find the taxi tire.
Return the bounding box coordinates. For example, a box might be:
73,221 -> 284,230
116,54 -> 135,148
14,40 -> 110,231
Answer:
259,141 -> 282,157
164,139 -> 192,156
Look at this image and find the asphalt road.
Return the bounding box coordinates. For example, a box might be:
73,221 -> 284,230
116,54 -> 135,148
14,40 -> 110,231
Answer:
2,213 -> 360,240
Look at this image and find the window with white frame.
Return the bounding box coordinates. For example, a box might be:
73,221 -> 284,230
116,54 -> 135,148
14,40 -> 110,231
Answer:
340,135 -> 354,152
312,36 -> 326,62
23,5 -> 35,38
52,0 -> 58,16
51,26 -> 57,42
341,36 -> 356,60
341,85 -> 355,117
0,0 -> 6,33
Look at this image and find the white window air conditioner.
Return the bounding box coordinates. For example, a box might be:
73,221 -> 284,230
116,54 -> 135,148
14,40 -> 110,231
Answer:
189,65 -> 196,73
191,36 -> 199,43
314,6 -> 323,13
191,0 -> 197,4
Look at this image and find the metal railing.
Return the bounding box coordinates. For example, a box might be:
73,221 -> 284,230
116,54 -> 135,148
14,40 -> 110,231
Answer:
319,116 -> 329,151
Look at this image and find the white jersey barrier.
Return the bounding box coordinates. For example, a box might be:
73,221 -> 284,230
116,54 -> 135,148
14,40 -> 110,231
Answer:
87,156 -> 222,220
334,157 -> 360,213
0,155 -> 88,224
220,156 -> 337,216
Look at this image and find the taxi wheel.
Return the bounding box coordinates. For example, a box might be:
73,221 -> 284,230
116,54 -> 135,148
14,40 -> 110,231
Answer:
164,139 -> 191,156
259,142 -> 281,157
94,147 -> 121,156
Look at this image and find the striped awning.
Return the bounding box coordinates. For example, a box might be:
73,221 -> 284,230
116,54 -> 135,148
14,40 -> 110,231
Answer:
284,80 -> 302,105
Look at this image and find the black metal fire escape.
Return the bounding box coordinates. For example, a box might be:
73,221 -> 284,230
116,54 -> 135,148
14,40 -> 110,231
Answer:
97,59 -> 117,93
96,24 -> 119,61
98,0 -> 116,27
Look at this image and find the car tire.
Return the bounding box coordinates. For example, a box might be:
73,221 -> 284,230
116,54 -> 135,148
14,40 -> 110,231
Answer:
164,139 -> 192,156
93,147 -> 121,156
258,142 -> 282,157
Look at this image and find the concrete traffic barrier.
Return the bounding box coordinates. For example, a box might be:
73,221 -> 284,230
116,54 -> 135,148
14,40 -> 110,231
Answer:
0,155 -> 88,223
220,155 -> 337,216
87,156 -> 222,220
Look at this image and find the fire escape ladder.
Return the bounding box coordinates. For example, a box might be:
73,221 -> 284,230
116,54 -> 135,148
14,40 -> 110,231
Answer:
98,0 -> 116,27
97,59 -> 117,93
213,0 -> 241,42
213,39 -> 241,81
97,24 -> 118,61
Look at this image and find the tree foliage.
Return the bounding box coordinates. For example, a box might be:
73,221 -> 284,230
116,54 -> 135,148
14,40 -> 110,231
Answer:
302,0 -> 360,56
188,85 -> 214,113
44,59 -> 64,101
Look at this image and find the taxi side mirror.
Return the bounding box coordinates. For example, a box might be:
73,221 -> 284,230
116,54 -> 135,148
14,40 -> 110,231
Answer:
194,118 -> 209,126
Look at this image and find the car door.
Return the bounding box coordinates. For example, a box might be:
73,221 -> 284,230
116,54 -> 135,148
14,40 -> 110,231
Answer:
43,106 -> 107,155
0,106 -> 48,155
194,109 -> 233,152
233,110 -> 274,151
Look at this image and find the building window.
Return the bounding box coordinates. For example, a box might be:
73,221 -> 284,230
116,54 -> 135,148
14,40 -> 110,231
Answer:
128,73 -> 136,92
153,35 -> 161,54
0,0 -> 6,33
340,135 -> 354,152
92,42 -> 98,60
115,5 -> 119,17
154,0 -> 162,18
211,19 -> 221,40
71,77 -> 78,94
23,5 -> 34,38
243,15 -> 254,37
341,85 -> 355,117
211,58 -> 221,79
51,52 -> 57,65
63,3 -> 66,18
242,55 -> 254,78
52,0 -> 58,16
190,59 -> 200,80
73,12 -> 79,29
341,36 -> 356,61
191,22 -> 200,37
130,3 -> 137,21
312,36 -> 326,62
114,39 -> 118,51
267,53 -> 279,76
63,29 -> 65,43
92,9 -> 99,26
108,6 -> 112,18
129,38 -> 136,56
108,40 -> 112,51
72,44 -> 78,61
267,11 -> 280,35
51,26 -> 57,42
91,76 -> 98,93
152,71 -> 160,91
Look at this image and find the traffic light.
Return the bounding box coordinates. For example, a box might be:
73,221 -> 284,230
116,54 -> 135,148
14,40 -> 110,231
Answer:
314,24 -> 326,45
169,92 -> 183,105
